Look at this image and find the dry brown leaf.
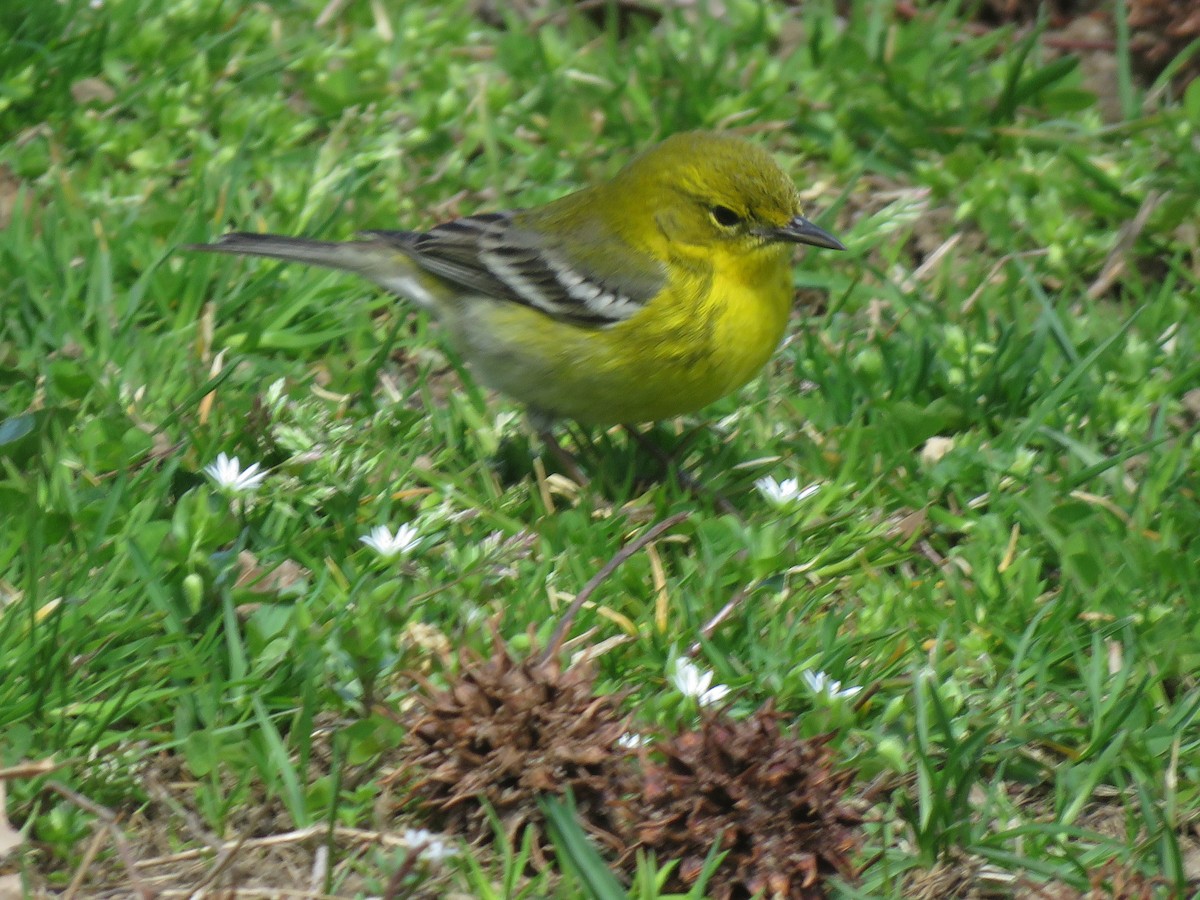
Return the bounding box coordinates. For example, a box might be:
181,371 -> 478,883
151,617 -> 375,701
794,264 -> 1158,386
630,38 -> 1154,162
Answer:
234,550 -> 310,594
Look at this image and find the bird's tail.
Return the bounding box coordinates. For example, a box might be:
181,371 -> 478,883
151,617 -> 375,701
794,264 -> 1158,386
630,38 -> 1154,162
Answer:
187,232 -> 441,308
186,232 -> 385,272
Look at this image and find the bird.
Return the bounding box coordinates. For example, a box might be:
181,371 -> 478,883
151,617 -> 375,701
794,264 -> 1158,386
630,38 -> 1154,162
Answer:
188,131 -> 844,429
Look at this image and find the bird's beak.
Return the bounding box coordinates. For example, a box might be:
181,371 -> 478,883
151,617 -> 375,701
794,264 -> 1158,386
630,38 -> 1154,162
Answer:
774,216 -> 845,251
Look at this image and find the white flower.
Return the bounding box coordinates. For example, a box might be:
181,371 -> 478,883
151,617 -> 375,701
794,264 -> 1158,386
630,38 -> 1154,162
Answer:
617,732 -> 649,749
402,827 -> 457,863
360,524 -> 421,559
204,453 -> 267,493
755,476 -> 821,508
802,669 -> 862,700
670,658 -> 731,706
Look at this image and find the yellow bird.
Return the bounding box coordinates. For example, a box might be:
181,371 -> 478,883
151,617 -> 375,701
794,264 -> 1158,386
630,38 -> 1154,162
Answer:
190,131 -> 843,427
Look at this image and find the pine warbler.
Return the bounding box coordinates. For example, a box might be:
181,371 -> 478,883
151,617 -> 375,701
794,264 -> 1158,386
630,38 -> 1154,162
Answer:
190,131 -> 844,426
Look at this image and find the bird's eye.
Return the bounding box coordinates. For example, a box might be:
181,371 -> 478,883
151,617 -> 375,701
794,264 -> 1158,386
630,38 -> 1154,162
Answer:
710,205 -> 742,227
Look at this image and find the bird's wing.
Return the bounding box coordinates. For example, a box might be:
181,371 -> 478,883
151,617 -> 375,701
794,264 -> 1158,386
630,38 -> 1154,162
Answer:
363,211 -> 666,328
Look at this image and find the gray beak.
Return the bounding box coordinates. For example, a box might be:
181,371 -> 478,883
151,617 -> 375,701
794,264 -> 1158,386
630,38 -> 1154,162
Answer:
775,215 -> 845,251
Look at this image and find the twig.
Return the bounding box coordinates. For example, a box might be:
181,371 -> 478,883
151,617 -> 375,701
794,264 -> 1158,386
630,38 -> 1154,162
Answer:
188,831 -> 250,894
46,780 -> 156,900
63,827 -> 108,900
1087,190 -> 1162,300
308,844 -> 329,895
538,428 -> 592,490
961,249 -> 1048,314
380,846 -> 423,900
623,426 -> 740,517
688,582 -> 753,656
149,890 -> 347,899
143,771 -> 222,852
0,758 -> 64,780
539,512 -> 690,665
851,680 -> 886,715
135,825 -> 408,869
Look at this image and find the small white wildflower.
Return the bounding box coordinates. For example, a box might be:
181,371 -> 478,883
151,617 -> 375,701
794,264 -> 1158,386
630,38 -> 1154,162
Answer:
802,669 -> 862,701
617,732 -> 649,749
755,476 -> 821,508
360,524 -> 421,559
204,453 -> 267,493
402,827 -> 457,863
670,658 -> 731,706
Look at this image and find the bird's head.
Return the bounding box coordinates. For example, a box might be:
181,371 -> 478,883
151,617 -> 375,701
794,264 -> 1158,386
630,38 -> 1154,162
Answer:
616,131 -> 844,255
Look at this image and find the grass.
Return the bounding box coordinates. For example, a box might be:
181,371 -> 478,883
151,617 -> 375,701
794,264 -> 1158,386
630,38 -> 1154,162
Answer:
2,0 -> 1199,895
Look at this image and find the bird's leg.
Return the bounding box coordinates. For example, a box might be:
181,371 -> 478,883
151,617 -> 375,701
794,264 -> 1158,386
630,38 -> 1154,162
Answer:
529,410 -> 591,488
623,425 -> 739,517
539,430 -> 592,488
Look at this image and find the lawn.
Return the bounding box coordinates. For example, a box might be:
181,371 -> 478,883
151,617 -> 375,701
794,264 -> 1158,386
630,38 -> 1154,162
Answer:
2,0 -> 1198,896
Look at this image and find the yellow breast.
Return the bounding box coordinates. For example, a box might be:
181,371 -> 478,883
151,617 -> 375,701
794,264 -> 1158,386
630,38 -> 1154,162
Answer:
446,245 -> 794,426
